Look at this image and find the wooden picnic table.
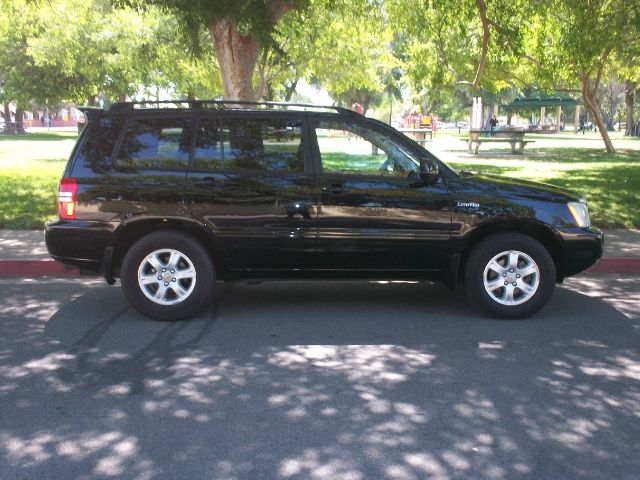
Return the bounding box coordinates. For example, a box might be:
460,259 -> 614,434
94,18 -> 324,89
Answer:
466,129 -> 533,154
397,127 -> 433,144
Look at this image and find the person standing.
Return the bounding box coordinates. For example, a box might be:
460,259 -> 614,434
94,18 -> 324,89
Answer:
489,115 -> 497,136
576,114 -> 586,134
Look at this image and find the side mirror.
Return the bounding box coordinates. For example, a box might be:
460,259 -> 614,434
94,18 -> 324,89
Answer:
419,159 -> 440,185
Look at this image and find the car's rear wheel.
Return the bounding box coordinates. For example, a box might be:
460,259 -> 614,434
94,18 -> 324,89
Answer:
464,233 -> 556,319
121,231 -> 215,321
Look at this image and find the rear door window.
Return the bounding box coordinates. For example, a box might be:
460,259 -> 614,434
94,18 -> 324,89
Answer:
192,117 -> 304,172
115,118 -> 192,171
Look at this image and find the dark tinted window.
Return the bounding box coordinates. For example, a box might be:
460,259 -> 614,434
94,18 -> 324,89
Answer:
77,117 -> 124,173
193,117 -> 304,172
115,118 -> 191,170
315,120 -> 419,177
193,118 -> 223,170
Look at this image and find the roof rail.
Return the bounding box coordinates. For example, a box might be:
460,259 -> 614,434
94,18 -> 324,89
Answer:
108,99 -> 359,116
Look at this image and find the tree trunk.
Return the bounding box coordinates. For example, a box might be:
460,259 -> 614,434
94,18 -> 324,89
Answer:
362,95 -> 373,116
15,108 -> 26,134
209,20 -> 261,102
473,0 -> 489,88
625,80 -> 636,136
87,96 -> 97,107
2,102 -> 11,134
608,96 -> 615,130
284,78 -> 299,102
581,77 -> 615,153
208,2 -> 294,102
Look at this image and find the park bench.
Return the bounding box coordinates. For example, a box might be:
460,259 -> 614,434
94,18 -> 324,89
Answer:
464,129 -> 534,154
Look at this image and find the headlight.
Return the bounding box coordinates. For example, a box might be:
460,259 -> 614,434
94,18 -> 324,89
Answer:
567,201 -> 590,227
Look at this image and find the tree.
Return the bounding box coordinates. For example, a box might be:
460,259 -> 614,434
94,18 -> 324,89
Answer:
387,0 -> 535,94
124,0 -> 310,101
28,0 -> 219,105
253,0 -> 395,111
616,39 -> 640,136
624,80 -> 638,136
600,75 -> 625,130
526,0 -> 640,153
0,0 -> 75,133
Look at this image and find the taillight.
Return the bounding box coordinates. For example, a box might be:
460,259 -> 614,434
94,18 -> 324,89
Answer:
58,177 -> 78,220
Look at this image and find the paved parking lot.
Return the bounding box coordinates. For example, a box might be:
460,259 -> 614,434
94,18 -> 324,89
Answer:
1,276 -> 639,479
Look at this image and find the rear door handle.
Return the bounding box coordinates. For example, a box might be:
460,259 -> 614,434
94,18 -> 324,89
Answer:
322,183 -> 348,194
194,177 -> 217,187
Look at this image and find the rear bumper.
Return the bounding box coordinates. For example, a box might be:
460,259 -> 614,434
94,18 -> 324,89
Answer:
557,226 -> 604,278
45,220 -> 117,275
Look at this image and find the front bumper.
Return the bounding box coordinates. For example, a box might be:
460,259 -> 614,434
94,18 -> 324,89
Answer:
557,226 -> 604,278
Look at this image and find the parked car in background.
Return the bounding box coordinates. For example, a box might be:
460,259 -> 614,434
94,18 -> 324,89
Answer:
46,100 -> 603,321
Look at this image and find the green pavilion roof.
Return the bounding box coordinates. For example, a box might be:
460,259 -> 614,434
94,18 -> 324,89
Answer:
504,95 -> 582,109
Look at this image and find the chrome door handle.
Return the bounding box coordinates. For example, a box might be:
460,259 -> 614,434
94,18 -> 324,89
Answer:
322,184 -> 347,194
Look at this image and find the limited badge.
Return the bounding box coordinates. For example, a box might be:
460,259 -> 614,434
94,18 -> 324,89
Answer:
456,201 -> 480,208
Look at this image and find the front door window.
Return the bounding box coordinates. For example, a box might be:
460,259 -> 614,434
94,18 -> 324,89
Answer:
315,120 -> 419,177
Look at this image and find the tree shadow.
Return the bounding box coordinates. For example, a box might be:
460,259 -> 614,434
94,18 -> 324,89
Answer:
1,279 -> 639,479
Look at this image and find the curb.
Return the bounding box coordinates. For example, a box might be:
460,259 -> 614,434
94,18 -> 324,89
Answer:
586,258 -> 640,274
0,260 -> 81,277
1,258 -> 640,278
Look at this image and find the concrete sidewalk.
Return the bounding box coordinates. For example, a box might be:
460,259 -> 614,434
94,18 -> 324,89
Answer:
0,229 -> 638,276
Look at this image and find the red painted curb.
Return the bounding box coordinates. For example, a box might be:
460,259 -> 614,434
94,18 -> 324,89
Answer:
586,258 -> 640,274
0,258 -> 639,277
0,260 -> 80,277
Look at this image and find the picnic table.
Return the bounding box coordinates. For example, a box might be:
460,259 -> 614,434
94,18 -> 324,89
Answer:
397,127 -> 433,144
465,129 -> 534,154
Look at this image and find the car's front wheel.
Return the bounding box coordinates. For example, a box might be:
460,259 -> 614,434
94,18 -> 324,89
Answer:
464,233 -> 556,319
120,231 -> 215,321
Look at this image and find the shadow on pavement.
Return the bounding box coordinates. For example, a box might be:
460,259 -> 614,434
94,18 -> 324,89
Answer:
1,280 -> 639,480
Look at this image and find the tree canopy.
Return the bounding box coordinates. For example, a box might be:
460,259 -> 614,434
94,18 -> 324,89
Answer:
2,0 -> 640,150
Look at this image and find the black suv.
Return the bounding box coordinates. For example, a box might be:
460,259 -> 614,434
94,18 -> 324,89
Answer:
45,100 -> 603,320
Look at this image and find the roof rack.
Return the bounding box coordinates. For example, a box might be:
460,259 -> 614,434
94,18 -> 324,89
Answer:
77,106 -> 104,122
108,99 -> 358,116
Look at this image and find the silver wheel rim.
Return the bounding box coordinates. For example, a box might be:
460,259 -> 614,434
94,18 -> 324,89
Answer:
137,248 -> 197,306
483,250 -> 540,306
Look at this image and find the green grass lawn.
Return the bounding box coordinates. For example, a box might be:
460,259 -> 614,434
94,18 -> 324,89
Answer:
0,130 -> 639,229
0,132 -> 75,229
444,147 -> 640,229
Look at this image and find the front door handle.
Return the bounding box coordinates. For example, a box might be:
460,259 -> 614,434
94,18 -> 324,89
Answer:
322,183 -> 348,194
284,202 -> 312,219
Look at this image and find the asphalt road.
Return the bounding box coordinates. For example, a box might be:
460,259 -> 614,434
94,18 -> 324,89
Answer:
1,276 -> 639,480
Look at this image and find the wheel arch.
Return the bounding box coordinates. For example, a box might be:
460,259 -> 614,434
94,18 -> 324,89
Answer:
111,218 -> 224,278
457,220 -> 564,282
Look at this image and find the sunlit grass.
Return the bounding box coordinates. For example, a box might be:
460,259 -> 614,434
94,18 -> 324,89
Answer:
0,132 -> 74,229
445,148 -> 640,228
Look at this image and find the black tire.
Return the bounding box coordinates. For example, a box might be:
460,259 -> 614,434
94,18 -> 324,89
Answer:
464,233 -> 556,319
120,230 -> 215,321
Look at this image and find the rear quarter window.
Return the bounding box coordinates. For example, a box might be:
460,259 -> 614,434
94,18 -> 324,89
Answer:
75,117 -> 124,174
115,118 -> 192,171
